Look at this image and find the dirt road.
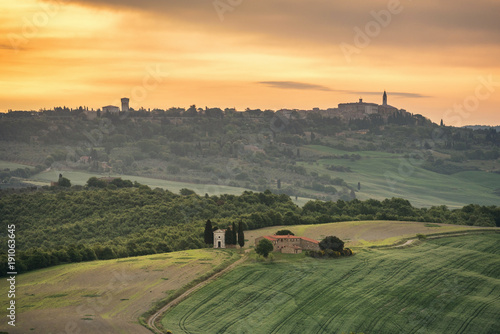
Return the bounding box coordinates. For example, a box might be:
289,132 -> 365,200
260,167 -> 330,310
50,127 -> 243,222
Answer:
147,253 -> 249,333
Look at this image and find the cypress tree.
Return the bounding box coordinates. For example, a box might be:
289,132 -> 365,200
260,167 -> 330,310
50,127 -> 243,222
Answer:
204,219 -> 213,245
225,227 -> 233,245
238,221 -> 245,247
232,222 -> 237,245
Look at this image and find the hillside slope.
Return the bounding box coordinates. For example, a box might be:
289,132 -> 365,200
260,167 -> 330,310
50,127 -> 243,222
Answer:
162,233 -> 500,334
0,249 -> 234,334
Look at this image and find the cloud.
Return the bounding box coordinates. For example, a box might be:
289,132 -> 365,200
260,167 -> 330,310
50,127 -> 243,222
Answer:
67,0 -> 500,48
257,82 -> 430,99
257,82 -> 430,98
353,91 -> 431,98
258,81 -> 332,91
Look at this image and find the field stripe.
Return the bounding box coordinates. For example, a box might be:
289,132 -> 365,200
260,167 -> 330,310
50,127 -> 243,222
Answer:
176,270 -> 259,333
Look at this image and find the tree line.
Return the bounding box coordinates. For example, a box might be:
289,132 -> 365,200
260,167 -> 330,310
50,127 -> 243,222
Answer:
1,180 -> 499,275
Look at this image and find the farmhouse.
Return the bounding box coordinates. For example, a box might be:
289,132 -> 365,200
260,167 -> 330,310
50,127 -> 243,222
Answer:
254,235 -> 320,254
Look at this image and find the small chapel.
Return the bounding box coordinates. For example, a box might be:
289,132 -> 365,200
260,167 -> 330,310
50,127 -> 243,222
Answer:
213,229 -> 226,249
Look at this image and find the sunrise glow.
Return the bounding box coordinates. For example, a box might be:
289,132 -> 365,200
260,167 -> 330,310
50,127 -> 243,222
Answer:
1,0 -> 499,125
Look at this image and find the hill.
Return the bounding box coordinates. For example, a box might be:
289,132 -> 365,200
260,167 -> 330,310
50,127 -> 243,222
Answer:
299,145 -> 500,207
2,185 -> 499,275
161,233 -> 500,334
0,249 -> 237,334
1,220 -> 498,333
0,109 -> 498,207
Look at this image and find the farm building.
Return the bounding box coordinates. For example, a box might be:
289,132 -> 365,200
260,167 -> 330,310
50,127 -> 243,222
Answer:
254,235 -> 320,254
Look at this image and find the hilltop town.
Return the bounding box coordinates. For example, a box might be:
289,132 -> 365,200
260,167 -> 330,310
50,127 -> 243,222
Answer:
3,91 -> 413,124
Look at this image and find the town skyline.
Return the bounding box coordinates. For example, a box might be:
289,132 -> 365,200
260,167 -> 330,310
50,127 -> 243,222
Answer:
1,0 -> 499,126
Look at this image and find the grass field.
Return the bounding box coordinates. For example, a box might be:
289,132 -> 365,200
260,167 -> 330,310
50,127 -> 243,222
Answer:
243,220 -> 498,248
0,160 -> 32,170
301,145 -> 500,208
161,233 -> 500,334
4,141 -> 500,208
0,249 -> 235,334
24,168 -> 313,206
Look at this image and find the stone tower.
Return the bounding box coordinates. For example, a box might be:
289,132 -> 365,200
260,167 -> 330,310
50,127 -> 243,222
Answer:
121,98 -> 130,112
213,229 -> 226,248
383,91 -> 387,106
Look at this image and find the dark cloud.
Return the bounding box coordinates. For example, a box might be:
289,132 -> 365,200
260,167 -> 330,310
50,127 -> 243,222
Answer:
258,81 -> 332,91
354,91 -> 431,98
68,0 -> 500,48
257,82 -> 430,98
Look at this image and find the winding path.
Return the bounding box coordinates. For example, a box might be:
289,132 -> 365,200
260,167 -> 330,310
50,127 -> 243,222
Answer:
147,252 -> 249,333
392,239 -> 416,248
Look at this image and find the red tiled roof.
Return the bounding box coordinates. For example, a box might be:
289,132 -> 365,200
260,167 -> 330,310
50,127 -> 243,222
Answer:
300,236 -> 320,244
272,235 -> 295,239
264,235 -> 319,244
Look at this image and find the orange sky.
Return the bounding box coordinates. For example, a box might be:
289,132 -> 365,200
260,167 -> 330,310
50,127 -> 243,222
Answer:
1,0 -> 499,125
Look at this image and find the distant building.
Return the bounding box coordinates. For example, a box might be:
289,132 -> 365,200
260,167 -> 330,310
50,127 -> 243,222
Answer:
214,229 -> 226,248
79,156 -> 90,164
254,235 -> 320,254
102,105 -> 120,113
377,91 -> 406,117
317,91 -> 408,121
121,98 -> 129,112
337,98 -> 379,118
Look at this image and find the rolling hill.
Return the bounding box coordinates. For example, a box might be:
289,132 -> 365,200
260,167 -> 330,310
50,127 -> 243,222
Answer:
0,249 -> 237,334
2,221 -> 498,333
161,233 -> 500,334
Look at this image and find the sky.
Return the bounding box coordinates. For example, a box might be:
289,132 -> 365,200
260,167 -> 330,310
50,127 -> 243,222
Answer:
1,0 -> 499,125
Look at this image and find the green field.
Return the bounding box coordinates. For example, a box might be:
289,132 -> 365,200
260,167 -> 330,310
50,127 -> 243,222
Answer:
3,140 -> 500,208
161,234 -> 500,334
24,168 -> 313,206
301,145 -> 500,208
0,160 -> 32,170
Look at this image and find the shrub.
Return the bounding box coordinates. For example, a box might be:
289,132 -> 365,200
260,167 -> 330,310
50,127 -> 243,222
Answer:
342,248 -> 353,256
275,229 -> 294,236
180,188 -> 196,196
306,248 -> 352,259
319,236 -> 345,252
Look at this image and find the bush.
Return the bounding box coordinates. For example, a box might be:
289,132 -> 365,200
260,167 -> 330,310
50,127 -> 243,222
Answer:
180,188 -> 196,196
319,236 -> 345,252
58,177 -> 71,187
342,248 -> 353,256
306,248 -> 352,259
275,229 -> 294,236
